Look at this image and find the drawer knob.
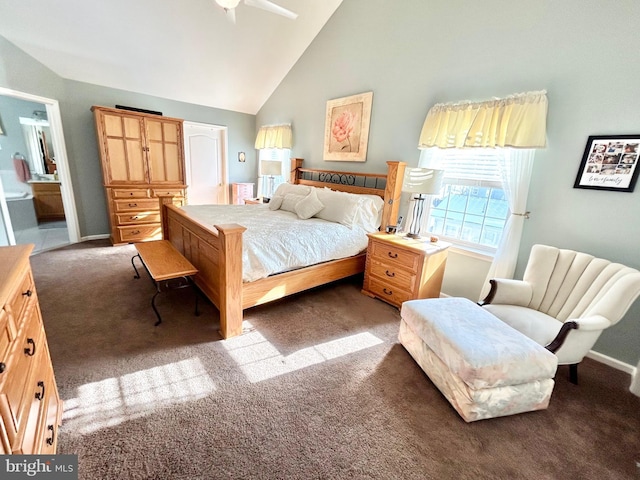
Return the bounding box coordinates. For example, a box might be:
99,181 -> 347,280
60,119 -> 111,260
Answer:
22,289 -> 33,297
24,338 -> 36,356
131,216 -> 139,220
385,270 -> 395,278
35,380 -> 45,400
128,203 -> 138,207
0,362 -> 5,373
383,288 -> 393,296
131,230 -> 140,235
387,252 -> 398,259
46,425 -> 55,446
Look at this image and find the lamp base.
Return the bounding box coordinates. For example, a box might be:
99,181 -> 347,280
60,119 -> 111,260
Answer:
405,232 -> 422,239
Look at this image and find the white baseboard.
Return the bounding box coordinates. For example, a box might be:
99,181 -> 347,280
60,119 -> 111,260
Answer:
586,350 -> 636,375
81,234 -> 110,242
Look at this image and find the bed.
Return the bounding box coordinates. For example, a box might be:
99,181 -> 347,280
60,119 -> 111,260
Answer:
158,159 -> 407,338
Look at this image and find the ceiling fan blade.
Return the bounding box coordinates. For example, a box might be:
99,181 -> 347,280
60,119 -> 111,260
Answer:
243,0 -> 298,19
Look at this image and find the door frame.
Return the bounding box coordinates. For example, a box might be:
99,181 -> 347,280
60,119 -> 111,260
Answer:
0,87 -> 80,244
183,121 -> 229,204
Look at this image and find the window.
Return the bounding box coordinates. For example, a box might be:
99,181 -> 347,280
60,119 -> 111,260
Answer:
420,148 -> 509,253
257,149 -> 290,197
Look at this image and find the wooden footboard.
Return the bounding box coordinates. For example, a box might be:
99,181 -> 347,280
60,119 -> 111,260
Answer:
159,159 -> 406,339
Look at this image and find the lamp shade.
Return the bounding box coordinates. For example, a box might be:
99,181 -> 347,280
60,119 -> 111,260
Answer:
402,168 -> 444,195
215,0 -> 240,8
260,160 -> 282,176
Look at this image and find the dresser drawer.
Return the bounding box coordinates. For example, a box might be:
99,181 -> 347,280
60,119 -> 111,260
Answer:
369,241 -> 420,271
0,310 -> 16,368
116,224 -> 163,243
1,307 -> 43,442
368,259 -> 416,292
116,212 -> 161,225
112,188 -> 150,199
7,270 -> 34,324
114,199 -> 159,212
366,277 -> 412,307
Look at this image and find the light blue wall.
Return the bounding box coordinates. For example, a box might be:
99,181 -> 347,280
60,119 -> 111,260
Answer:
258,0 -> 640,366
0,35 -> 258,238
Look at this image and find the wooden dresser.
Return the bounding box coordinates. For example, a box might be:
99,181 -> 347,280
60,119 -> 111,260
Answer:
0,244 -> 62,454
362,233 -> 449,308
92,106 -> 187,245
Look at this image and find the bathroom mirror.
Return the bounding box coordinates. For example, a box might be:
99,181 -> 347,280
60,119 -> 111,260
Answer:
19,117 -> 56,175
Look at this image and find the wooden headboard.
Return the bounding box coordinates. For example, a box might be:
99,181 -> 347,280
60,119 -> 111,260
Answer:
289,158 -> 406,231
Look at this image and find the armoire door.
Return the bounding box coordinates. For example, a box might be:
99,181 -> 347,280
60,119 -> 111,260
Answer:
98,111 -> 147,184
146,118 -> 184,184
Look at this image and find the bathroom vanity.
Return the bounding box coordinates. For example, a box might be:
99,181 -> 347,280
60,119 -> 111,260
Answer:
29,181 -> 64,222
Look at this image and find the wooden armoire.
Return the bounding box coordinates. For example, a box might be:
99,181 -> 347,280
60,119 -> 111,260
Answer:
92,106 -> 187,245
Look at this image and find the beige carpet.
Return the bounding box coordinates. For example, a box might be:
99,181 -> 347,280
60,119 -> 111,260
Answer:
29,240 -> 640,479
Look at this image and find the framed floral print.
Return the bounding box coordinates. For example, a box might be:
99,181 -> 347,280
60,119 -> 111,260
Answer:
323,91 -> 373,162
574,135 -> 640,192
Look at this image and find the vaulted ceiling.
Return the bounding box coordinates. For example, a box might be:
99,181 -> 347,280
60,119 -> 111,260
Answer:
0,0 -> 343,114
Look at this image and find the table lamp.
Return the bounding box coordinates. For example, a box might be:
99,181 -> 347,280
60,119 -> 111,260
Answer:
260,160 -> 282,198
402,167 -> 444,239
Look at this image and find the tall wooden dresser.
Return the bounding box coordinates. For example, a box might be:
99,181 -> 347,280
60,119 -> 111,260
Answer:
0,244 -> 62,454
92,106 -> 188,245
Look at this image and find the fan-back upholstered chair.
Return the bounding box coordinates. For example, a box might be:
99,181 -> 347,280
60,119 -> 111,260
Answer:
481,244 -> 640,384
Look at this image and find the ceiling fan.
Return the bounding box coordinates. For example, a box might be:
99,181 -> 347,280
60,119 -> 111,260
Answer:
214,0 -> 298,23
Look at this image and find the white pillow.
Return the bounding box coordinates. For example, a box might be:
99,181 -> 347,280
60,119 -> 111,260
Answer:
272,183 -> 311,198
314,188 -> 361,227
353,195 -> 385,232
280,193 -> 306,213
268,195 -> 284,210
295,189 -> 324,220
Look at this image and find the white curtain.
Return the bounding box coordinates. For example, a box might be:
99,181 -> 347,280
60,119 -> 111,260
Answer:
255,124 -> 292,149
480,149 -> 535,299
631,361 -> 640,397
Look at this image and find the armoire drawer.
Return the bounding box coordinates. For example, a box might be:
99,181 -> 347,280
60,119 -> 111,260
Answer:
112,188 -> 150,199
114,199 -> 160,213
116,224 -> 163,243
6,270 -> 34,323
116,212 -> 161,225
152,188 -> 184,198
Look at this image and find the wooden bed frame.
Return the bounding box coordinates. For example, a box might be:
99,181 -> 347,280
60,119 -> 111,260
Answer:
159,159 -> 406,339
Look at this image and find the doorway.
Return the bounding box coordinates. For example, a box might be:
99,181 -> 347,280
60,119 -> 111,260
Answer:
0,87 -> 79,252
183,121 -> 228,205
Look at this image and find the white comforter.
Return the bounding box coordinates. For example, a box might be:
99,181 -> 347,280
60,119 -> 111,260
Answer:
180,204 -> 369,282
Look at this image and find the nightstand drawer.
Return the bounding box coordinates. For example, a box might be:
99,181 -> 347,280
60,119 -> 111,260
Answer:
366,277 -> 412,307
369,259 -> 416,291
369,241 -> 420,271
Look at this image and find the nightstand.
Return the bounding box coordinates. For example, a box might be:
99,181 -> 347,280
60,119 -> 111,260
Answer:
244,198 -> 263,205
361,232 -> 449,308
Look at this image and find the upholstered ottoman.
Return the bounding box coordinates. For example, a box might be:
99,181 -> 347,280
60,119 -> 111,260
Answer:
399,297 -> 558,422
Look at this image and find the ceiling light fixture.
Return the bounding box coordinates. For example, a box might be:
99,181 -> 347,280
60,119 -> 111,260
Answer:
215,0 -> 240,9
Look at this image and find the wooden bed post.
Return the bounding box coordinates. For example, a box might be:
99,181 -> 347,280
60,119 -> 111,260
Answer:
158,195 -> 175,239
381,161 -> 406,231
216,223 -> 247,339
290,158 -> 304,184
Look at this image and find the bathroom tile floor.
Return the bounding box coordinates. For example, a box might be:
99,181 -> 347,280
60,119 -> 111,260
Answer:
14,222 -> 69,254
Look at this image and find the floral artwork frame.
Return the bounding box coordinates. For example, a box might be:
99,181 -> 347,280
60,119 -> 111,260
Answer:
323,91 -> 373,162
574,135 -> 640,192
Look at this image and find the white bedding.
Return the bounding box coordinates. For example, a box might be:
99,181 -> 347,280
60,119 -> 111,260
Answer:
180,204 -> 369,282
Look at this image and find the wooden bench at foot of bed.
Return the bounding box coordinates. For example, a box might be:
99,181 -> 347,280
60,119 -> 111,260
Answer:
158,159 -> 406,339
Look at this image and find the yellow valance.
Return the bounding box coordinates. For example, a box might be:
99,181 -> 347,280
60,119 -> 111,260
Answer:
255,124 -> 292,149
418,90 -> 548,149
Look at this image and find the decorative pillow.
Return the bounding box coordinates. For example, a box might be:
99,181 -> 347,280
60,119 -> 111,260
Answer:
315,188 -> 361,227
268,195 -> 284,210
280,193 -> 306,213
295,189 -> 324,220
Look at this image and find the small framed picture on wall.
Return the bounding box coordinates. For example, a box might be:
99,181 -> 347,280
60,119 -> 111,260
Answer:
574,135 -> 640,192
